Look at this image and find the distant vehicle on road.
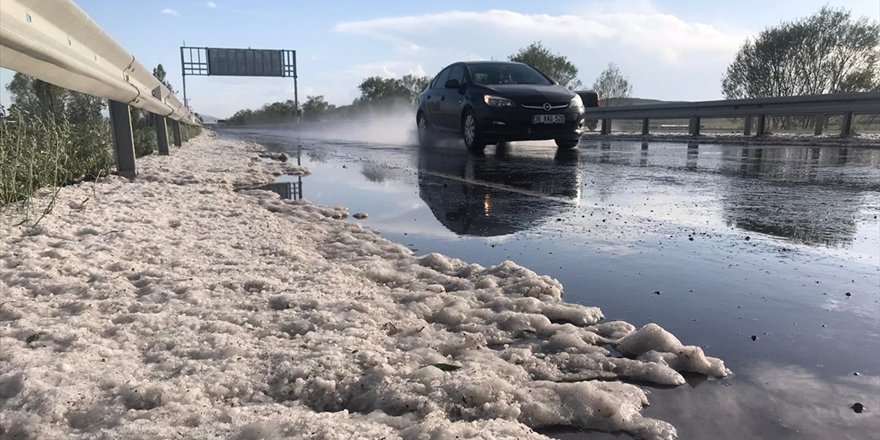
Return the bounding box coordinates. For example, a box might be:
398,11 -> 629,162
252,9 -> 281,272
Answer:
416,61 -> 590,151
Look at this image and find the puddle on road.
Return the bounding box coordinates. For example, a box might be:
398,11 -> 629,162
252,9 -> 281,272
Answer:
221,128 -> 880,439
236,180 -> 303,200
236,147 -> 306,200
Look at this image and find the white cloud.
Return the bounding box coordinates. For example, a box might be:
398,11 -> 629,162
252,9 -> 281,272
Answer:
161,8 -> 179,16
334,9 -> 746,65
206,1 -> 217,8
331,8 -> 753,101
342,61 -> 427,80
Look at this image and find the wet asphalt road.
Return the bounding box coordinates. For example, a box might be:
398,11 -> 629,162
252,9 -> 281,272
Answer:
222,127 -> 880,440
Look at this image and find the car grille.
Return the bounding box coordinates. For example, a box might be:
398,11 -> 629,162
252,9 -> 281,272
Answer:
520,102 -> 570,110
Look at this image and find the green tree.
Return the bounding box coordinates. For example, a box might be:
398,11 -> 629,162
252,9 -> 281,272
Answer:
357,76 -> 411,103
722,7 -> 879,99
225,100 -> 298,125
66,92 -> 106,125
3,73 -> 113,198
302,95 -> 336,120
399,74 -> 431,99
6,74 -> 67,120
152,64 -> 176,94
6,72 -> 106,124
592,63 -> 632,106
509,41 -> 582,89
227,108 -> 254,125
355,74 -> 429,106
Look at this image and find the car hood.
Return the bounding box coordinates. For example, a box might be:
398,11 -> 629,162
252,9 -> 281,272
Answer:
480,84 -> 575,104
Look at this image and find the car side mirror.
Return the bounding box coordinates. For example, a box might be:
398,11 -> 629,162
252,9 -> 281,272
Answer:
444,79 -> 462,89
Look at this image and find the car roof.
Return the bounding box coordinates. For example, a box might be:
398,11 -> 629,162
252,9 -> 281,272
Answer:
461,61 -> 526,67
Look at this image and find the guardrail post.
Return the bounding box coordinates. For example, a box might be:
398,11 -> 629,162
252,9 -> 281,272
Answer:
154,115 -> 170,155
641,118 -> 649,135
841,112 -> 853,137
108,100 -> 136,179
689,117 -> 701,136
743,116 -> 752,136
813,115 -> 825,136
172,120 -> 182,146
601,119 -> 611,135
755,115 -> 767,136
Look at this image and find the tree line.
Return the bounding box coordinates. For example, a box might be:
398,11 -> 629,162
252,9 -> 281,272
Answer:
224,44 -> 632,125
722,7 -> 878,99
225,6 -> 876,127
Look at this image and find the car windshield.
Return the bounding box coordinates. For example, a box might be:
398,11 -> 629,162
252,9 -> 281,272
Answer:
469,63 -> 553,86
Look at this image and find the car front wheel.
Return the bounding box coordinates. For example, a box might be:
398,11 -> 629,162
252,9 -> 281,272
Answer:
462,110 -> 485,151
555,138 -> 580,149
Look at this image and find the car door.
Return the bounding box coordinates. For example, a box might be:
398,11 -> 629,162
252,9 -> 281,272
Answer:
439,65 -> 466,131
425,67 -> 452,130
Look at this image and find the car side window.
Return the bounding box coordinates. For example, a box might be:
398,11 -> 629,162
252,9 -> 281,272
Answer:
432,68 -> 452,89
462,66 -> 474,84
447,66 -> 464,86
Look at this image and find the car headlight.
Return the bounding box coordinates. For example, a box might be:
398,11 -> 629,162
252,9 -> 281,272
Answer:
484,95 -> 514,107
570,94 -> 584,110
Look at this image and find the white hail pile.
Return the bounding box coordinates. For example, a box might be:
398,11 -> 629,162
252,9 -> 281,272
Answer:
0,132 -> 729,440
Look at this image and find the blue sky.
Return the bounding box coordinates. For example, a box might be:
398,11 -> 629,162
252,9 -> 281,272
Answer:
1,0 -> 877,118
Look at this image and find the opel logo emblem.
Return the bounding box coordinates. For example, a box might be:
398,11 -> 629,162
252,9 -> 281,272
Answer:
543,102 -> 552,111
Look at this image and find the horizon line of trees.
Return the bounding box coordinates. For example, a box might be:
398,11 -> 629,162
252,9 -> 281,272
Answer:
225,43 -> 632,126
225,6 -> 877,129
722,6 -> 878,130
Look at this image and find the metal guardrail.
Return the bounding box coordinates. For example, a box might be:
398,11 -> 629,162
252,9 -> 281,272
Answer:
0,0 -> 199,178
586,92 -> 880,137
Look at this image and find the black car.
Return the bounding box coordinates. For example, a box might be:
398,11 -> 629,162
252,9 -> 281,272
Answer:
416,61 -> 588,151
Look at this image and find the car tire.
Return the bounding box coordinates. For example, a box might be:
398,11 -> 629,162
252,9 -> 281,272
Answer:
417,112 -> 435,148
555,138 -> 580,149
462,109 -> 485,151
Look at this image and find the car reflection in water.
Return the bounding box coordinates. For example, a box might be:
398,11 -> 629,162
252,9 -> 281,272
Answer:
417,143 -> 583,236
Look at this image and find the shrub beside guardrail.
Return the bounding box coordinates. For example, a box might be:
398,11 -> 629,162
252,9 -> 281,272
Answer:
0,109 -> 113,206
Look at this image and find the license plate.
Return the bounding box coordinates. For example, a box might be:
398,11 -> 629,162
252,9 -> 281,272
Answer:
531,114 -> 565,124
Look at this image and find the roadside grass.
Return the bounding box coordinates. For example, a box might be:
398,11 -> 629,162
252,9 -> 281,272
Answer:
181,123 -> 203,142
0,109 -> 113,221
1,104 -> 204,213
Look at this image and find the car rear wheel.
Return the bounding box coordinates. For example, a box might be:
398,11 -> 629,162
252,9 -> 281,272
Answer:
462,110 -> 485,151
555,138 -> 580,149
417,113 -> 435,148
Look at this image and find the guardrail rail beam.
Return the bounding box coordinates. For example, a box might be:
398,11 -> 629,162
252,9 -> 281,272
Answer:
108,100 -> 136,179
0,0 -> 200,126
583,92 -> 878,139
